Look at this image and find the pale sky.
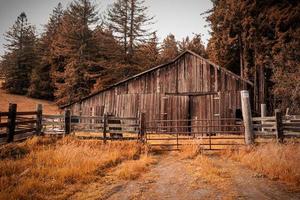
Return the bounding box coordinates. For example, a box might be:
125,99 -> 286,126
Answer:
0,0 -> 213,56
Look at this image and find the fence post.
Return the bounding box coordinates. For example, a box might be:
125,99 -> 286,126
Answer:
36,104 -> 43,135
103,113 -> 107,143
240,90 -> 254,145
261,104 -> 267,132
7,103 -> 17,143
139,112 -> 146,141
275,109 -> 284,143
64,109 -> 71,135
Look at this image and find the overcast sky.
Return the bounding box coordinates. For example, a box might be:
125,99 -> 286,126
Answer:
0,0 -> 213,57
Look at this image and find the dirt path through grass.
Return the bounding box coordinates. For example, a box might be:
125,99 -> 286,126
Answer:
71,151 -> 300,200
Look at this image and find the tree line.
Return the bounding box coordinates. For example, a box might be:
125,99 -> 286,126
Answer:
1,0 -> 206,105
1,0 -> 299,114
207,0 -> 300,113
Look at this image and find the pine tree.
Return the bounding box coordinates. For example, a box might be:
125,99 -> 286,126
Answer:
160,34 -> 179,63
2,12 -> 37,94
53,0 -> 100,105
135,32 -> 160,70
178,34 -> 207,58
107,0 -> 154,64
91,26 -> 126,91
27,3 -> 64,99
207,0 -> 300,113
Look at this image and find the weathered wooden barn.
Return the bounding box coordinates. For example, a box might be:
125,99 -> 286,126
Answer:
62,50 -> 253,123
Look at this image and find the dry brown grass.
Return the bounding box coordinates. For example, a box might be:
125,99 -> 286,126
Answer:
224,143 -> 300,186
180,143 -> 203,159
115,155 -> 157,180
188,154 -> 237,199
0,89 -> 60,114
0,136 -> 147,199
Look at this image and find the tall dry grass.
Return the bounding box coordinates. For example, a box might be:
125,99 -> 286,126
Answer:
180,143 -> 203,159
224,143 -> 300,186
0,136 -> 146,199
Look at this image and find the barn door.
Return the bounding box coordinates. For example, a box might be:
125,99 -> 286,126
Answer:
190,93 -> 220,134
160,96 -> 189,133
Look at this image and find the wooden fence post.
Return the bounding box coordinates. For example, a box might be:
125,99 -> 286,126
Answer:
7,103 -> 17,143
103,113 -> 107,143
36,104 -> 43,135
139,112 -> 146,141
261,104 -> 267,132
240,90 -> 254,145
275,109 -> 284,143
64,109 -> 71,135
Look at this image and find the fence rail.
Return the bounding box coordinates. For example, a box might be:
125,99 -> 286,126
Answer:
0,104 -> 42,144
252,110 -> 300,142
146,118 -> 244,150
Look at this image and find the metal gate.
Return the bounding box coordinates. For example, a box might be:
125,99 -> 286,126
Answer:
146,118 -> 245,150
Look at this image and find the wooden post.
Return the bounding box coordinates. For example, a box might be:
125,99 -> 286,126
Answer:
261,104 -> 266,132
139,112 -> 146,141
103,113 -> 107,143
275,109 -> 283,143
64,109 -> 71,135
240,90 -> 254,145
36,104 -> 43,135
7,103 -> 17,143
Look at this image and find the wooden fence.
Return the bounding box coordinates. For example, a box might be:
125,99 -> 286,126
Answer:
0,104 -> 42,144
0,103 -> 145,144
252,110 -> 300,142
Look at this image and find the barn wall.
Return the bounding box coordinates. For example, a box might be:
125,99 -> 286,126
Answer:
68,52 -> 250,122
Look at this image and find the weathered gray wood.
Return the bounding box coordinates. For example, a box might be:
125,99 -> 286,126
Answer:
7,103 -> 17,143
240,90 -> 254,145
275,109 -> 284,143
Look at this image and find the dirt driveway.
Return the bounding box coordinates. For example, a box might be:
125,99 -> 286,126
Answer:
70,152 -> 300,200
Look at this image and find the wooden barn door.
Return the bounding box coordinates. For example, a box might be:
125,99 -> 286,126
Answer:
160,96 -> 189,133
190,93 -> 220,135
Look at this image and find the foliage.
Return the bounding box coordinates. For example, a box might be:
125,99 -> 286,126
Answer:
2,12 -> 37,95
160,34 -> 179,63
207,0 -> 300,113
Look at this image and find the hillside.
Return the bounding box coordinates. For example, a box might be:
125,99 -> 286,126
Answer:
0,89 -> 60,114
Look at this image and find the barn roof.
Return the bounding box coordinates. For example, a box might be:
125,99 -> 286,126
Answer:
61,50 -> 253,108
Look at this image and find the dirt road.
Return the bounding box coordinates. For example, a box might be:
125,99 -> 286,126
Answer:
71,152 -> 300,200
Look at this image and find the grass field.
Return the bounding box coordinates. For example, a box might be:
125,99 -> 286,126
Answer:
0,136 -> 155,199
0,89 -> 60,114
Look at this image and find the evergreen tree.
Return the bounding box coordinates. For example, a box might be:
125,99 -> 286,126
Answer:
91,26 -> 124,92
207,0 -> 300,113
107,0 -> 154,64
53,0 -> 100,105
178,34 -> 207,58
135,32 -> 160,70
27,3 -> 64,99
2,12 -> 37,94
160,34 -> 179,63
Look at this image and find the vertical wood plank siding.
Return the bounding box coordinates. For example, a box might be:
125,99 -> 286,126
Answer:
68,52 -> 251,122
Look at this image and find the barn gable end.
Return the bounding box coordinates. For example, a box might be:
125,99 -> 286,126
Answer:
63,50 -> 253,122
